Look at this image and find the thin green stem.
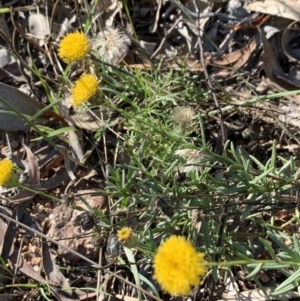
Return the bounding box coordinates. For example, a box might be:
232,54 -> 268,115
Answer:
208,259 -> 300,267
18,184 -> 61,203
206,89 -> 300,117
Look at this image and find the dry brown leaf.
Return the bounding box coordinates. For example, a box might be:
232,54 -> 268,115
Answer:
247,0 -> 300,21
274,208 -> 294,221
208,50 -> 241,66
23,143 -> 40,186
0,216 -> 7,254
259,27 -> 298,90
274,68 -> 300,88
40,160 -> 77,190
207,38 -> 257,69
226,14 -> 271,31
0,82 -> 45,131
9,243 -> 79,301
8,243 -> 48,284
172,56 -> 203,71
42,218 -> 74,297
128,56 -> 203,72
234,38 -> 257,69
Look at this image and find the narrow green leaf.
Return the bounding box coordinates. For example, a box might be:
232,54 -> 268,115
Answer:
268,231 -> 300,261
274,268 -> 300,293
272,282 -> 297,296
124,247 -> 142,301
245,263 -> 263,279
249,167 -> 274,184
259,238 -> 277,260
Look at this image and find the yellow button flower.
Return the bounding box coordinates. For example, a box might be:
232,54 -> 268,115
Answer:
117,227 -> 137,248
117,227 -> 133,243
154,235 -> 206,296
71,73 -> 99,108
0,159 -> 16,187
58,32 -> 90,63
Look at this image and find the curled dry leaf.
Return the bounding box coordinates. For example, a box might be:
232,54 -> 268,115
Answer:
0,217 -> 6,254
259,27 -> 299,90
282,20 -> 300,63
233,38 -> 257,69
247,0 -> 300,21
23,144 -> 40,186
280,66 -> 300,87
208,38 -> 257,69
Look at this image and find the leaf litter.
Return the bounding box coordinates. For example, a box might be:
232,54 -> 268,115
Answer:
2,0 -> 300,300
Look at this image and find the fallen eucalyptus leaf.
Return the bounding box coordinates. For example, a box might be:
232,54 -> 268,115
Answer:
42,218 -> 73,296
0,82 -> 45,131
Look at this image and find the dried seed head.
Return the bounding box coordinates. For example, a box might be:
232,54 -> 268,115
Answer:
173,106 -> 196,128
114,208 -> 129,217
60,193 -> 75,205
175,149 -> 207,173
151,196 -> 174,217
93,234 -> 106,248
91,26 -> 130,64
73,211 -> 97,231
175,169 -> 187,183
191,209 -> 201,225
175,149 -> 202,160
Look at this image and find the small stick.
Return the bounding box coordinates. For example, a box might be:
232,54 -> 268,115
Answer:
194,1 -> 226,149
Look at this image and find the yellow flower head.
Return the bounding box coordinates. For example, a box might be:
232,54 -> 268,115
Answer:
71,73 -> 99,108
0,159 -> 17,188
154,235 -> 206,296
58,32 -> 90,63
117,227 -> 133,243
